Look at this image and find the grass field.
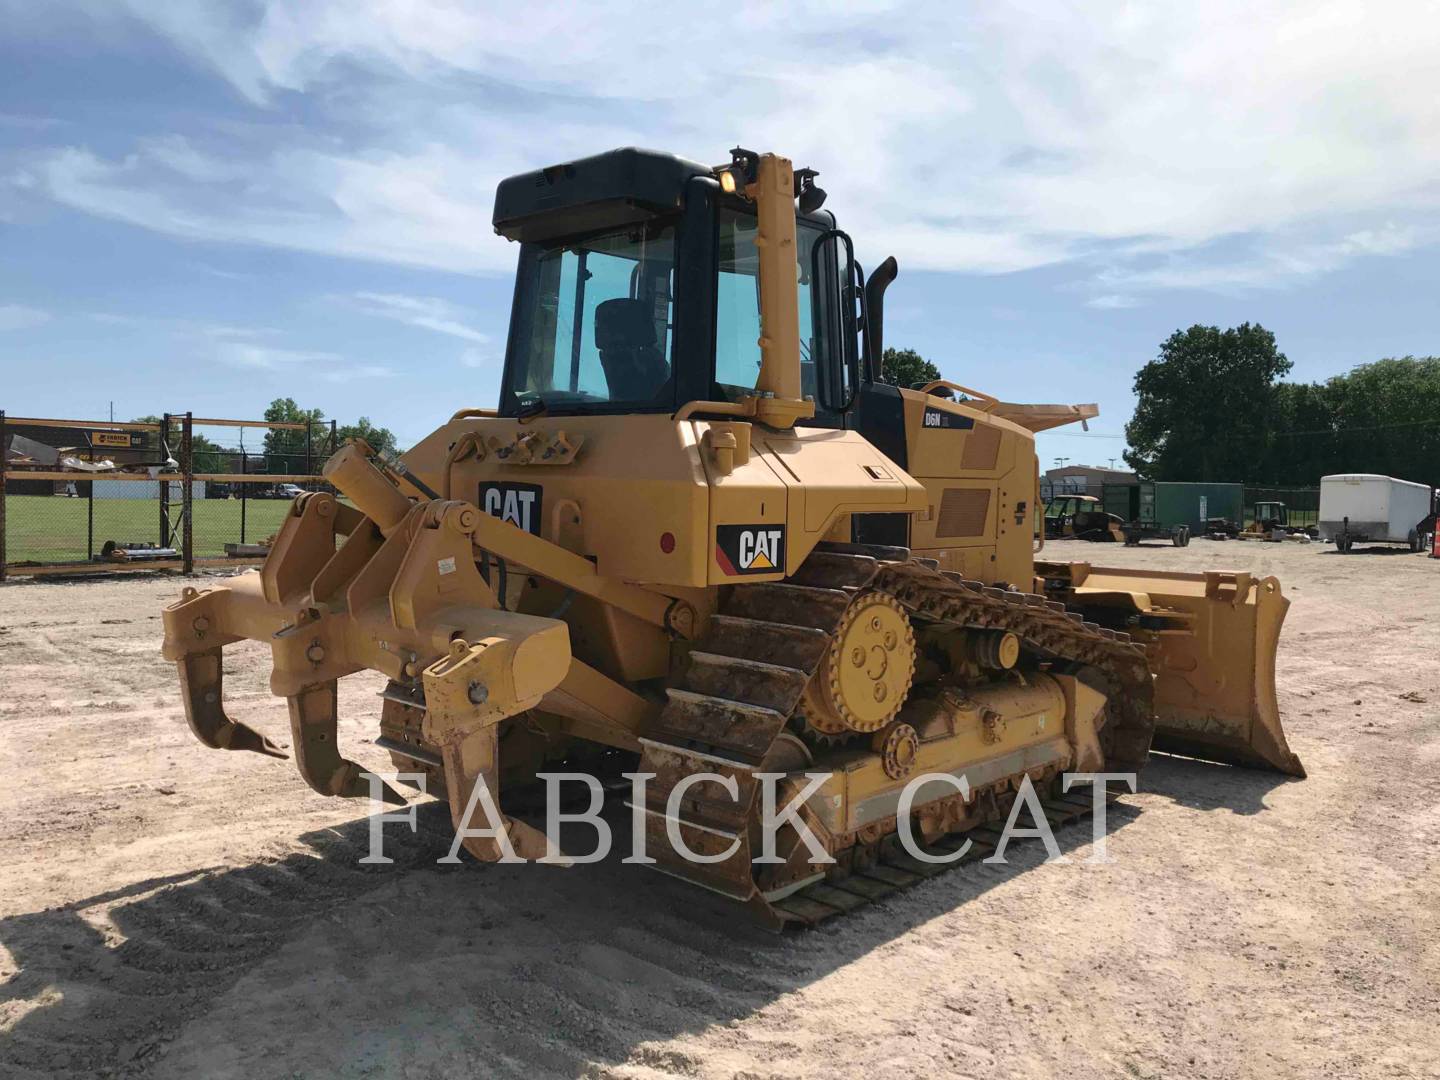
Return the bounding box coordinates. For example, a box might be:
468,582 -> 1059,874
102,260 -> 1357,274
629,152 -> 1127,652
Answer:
3,494 -> 296,563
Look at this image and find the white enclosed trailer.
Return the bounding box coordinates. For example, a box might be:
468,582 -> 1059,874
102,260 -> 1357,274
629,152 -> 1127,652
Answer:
1318,474 -> 1433,552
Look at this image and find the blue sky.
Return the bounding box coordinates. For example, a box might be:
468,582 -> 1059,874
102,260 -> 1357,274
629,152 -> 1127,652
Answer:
2,2 -> 1437,464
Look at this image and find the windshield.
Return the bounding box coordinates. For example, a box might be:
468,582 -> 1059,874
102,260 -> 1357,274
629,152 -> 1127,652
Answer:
504,220 -> 677,413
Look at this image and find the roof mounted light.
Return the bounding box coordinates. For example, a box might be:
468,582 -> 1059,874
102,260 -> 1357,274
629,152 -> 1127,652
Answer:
715,146 -> 760,196
794,167 -> 826,214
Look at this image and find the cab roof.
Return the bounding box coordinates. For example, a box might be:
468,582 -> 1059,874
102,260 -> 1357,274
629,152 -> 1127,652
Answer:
492,147 -> 712,244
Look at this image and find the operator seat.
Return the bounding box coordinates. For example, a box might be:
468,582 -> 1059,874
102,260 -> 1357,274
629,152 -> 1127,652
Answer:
594,298 -> 670,401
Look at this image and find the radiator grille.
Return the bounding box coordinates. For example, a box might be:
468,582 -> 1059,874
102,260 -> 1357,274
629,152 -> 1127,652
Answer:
936,488 -> 992,538
960,425 -> 1001,471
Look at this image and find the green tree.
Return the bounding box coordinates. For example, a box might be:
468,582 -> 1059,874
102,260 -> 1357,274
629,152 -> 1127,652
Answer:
1124,324 -> 1292,480
1230,356 -> 1440,484
262,398 -> 328,473
880,347 -> 942,389
1313,357 -> 1440,483
131,415 -> 227,473
336,416 -> 399,457
1258,381 -> 1339,483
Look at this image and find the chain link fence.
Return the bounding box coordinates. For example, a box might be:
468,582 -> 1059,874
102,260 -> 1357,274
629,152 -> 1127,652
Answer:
1041,477 -> 1323,529
1,411 -> 338,578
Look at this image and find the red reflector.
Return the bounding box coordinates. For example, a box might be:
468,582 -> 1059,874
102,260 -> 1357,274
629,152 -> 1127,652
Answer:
660,532 -> 676,554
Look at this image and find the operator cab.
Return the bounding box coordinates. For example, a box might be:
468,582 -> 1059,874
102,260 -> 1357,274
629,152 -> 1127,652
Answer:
493,147 -> 861,425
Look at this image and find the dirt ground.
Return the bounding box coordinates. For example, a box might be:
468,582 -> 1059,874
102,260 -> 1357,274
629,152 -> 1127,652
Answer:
1,539 -> 1437,1079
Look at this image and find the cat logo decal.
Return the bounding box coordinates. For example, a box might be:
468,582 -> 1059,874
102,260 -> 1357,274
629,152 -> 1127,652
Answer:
715,524 -> 786,576
478,482 -> 543,536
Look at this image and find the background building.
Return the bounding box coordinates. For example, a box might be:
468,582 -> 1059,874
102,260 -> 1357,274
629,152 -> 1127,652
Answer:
1042,464 -> 1137,498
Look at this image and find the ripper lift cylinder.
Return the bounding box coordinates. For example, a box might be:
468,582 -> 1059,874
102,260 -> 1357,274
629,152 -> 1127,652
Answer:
323,443 -> 413,534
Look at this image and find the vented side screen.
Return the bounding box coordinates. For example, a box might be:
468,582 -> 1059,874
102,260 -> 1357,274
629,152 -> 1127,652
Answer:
936,488 -> 992,538
960,425 -> 1002,471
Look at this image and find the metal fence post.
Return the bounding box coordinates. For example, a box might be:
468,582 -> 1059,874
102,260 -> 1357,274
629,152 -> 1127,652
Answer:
182,412 -> 194,573
0,409 -> 7,582
87,443 -> 94,560
159,414 -> 171,547
240,448 -> 248,544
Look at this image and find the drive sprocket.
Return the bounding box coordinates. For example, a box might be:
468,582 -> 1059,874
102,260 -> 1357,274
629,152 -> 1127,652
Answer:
799,590 -> 916,737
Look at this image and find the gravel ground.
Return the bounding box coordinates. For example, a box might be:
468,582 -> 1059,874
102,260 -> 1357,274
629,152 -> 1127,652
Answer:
0,539 -> 1437,1079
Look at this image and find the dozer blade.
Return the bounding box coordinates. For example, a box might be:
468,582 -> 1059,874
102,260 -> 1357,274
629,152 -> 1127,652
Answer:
1065,566 -> 1304,777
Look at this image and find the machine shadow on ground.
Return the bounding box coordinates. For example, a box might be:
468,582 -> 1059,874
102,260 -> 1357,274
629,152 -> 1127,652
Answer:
1139,753 -> 1297,816
0,754 -> 1292,1078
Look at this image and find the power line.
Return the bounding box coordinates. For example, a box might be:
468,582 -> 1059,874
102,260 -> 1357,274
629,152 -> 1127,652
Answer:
1273,417 -> 1440,438
1050,416 -> 1440,441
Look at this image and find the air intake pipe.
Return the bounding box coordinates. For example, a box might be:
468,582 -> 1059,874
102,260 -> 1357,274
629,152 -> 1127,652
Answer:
863,256 -> 898,383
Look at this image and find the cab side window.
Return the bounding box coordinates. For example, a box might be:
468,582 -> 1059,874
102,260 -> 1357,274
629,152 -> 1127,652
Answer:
512,221 -> 676,410
713,207 -> 827,404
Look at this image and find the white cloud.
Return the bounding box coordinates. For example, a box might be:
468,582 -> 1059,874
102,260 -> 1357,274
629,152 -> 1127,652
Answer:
72,313 -> 387,379
348,291 -> 488,342
459,347 -> 496,369
0,304 -> 50,331
213,338 -> 392,379
0,113 -> 63,131
18,1 -> 1440,290
85,312 -> 279,339
191,263 -> 251,281
1093,221 -> 1437,294
24,142 -> 504,273
216,342 -> 341,370
321,364 -> 393,381
1086,294 -> 1139,310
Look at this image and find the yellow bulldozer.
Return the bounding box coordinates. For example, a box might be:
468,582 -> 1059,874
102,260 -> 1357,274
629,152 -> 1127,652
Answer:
162,147 -> 1302,928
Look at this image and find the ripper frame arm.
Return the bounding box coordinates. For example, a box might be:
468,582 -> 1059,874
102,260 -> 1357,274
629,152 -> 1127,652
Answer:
161,486 -> 576,856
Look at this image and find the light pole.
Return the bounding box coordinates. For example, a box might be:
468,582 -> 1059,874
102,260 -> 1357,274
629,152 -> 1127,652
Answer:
1054,457 -> 1069,469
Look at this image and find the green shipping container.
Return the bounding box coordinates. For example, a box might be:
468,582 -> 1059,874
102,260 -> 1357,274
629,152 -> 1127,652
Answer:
1102,482 -> 1244,532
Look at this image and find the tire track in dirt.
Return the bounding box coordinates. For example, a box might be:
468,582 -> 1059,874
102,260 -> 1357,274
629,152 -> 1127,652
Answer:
0,806 -> 459,1078
5,542 -> 1440,1079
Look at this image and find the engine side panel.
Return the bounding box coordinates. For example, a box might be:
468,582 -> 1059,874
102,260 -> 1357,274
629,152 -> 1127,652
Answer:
895,390 -> 1036,586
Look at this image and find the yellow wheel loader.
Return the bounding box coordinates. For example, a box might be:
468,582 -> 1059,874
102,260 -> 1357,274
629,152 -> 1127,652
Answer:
162,147 -> 1302,928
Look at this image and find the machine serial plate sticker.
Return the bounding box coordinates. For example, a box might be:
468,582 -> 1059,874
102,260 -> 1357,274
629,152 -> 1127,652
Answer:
437,556 -> 456,576
479,481 -> 543,536
922,406 -> 975,430
715,524 -> 786,576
